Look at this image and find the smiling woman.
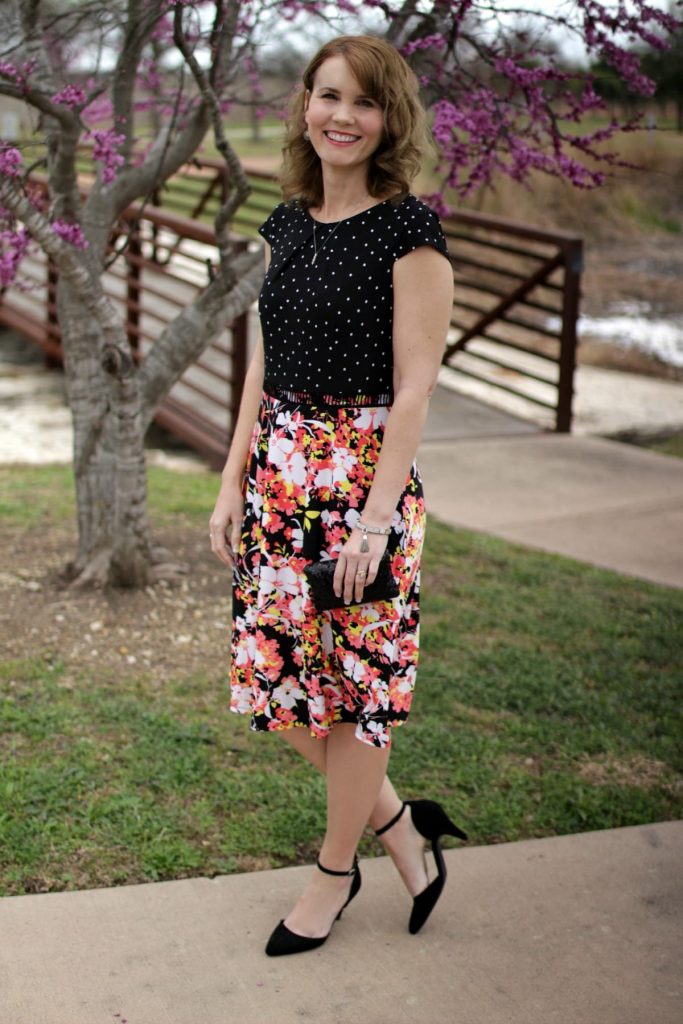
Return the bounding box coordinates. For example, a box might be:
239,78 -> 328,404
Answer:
209,34 -> 461,959
280,34 -> 430,212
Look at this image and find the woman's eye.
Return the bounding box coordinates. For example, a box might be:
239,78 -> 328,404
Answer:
319,93 -> 374,107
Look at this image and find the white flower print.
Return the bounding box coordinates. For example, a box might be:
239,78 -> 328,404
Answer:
271,678 -> 306,709
259,563 -> 299,597
352,406 -> 389,431
268,433 -> 308,485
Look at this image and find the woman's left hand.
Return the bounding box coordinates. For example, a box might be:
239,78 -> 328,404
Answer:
333,527 -> 389,605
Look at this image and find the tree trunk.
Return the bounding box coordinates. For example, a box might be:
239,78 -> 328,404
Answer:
58,280 -> 163,588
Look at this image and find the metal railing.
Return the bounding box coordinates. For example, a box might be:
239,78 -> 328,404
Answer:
0,159 -> 582,468
442,208 -> 582,433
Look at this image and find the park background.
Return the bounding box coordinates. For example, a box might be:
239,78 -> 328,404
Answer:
0,0 -> 681,902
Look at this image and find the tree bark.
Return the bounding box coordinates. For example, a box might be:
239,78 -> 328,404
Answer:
57,280 -> 158,588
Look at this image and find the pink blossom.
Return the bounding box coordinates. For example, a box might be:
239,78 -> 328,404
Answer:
401,34 -> 447,57
51,219 -> 89,250
0,226 -> 30,288
51,84 -> 87,109
0,145 -> 22,177
85,129 -> 126,185
0,58 -> 36,94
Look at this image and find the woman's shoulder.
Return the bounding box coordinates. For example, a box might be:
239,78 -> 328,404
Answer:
385,193 -> 450,261
258,199 -> 308,245
387,192 -> 443,224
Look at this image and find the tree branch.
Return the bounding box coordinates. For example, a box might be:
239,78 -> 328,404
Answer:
139,247 -> 264,423
0,178 -> 126,350
173,0 -> 250,289
0,76 -> 81,128
105,99 -> 210,221
111,0 -> 164,167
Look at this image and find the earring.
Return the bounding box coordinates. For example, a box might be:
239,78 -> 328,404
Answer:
303,129 -> 310,141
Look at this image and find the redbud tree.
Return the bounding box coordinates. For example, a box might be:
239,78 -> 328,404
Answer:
0,0 -> 679,587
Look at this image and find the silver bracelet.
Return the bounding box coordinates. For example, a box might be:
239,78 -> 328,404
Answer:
357,518 -> 392,553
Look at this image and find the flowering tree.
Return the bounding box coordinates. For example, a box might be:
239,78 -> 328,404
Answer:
0,0 -> 679,587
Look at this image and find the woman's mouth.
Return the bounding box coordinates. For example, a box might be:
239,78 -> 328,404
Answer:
323,130 -> 361,146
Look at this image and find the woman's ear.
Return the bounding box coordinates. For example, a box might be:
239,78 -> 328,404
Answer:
303,88 -> 310,117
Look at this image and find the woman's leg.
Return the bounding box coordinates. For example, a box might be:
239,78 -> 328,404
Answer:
279,725 -> 405,829
280,724 -> 390,938
279,726 -> 430,935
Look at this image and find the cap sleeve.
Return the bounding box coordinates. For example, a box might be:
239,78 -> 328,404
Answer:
394,199 -> 449,262
257,202 -> 286,246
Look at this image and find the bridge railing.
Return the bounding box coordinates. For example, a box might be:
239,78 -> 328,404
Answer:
0,159 -> 582,467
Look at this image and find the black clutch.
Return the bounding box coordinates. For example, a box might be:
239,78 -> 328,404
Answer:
304,551 -> 400,611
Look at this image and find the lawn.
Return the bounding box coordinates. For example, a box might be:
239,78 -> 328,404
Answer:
1,463 -> 681,897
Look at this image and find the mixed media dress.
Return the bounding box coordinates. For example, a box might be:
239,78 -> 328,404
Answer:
228,193 -> 450,749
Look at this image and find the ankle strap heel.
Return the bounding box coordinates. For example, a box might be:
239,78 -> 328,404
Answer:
316,854 -> 358,876
374,801 -> 407,837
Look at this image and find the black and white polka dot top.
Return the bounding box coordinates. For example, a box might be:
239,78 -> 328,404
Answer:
257,193 -> 450,406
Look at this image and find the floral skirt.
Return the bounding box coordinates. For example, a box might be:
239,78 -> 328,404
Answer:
228,386 -> 427,749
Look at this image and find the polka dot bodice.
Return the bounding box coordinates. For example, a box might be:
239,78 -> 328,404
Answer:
257,193 -> 450,404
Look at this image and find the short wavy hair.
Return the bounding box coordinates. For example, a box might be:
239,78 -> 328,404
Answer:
280,35 -> 432,209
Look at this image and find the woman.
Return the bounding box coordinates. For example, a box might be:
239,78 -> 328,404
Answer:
209,34 -> 467,957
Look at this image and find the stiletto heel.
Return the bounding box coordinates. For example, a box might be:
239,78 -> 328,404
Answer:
374,798 -> 468,935
265,855 -> 362,956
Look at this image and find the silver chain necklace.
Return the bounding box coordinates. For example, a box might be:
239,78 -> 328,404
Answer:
311,218 -> 343,265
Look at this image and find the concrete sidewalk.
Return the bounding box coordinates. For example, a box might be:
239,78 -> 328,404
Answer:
419,390 -> 683,589
1,821 -> 680,1024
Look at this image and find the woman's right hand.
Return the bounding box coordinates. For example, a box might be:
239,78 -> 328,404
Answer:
209,480 -> 244,569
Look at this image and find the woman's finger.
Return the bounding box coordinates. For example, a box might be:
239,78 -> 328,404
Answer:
365,557 -> 380,585
333,555 -> 347,598
352,560 -> 374,603
210,524 -> 234,569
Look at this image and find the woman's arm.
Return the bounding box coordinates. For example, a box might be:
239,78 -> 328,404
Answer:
209,244 -> 269,568
334,244 -> 454,603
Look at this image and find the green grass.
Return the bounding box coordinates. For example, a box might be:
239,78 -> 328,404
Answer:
1,465 -> 682,895
647,433 -> 683,459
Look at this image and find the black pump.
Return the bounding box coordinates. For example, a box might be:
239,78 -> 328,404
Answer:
265,854 -> 362,956
375,798 -> 468,934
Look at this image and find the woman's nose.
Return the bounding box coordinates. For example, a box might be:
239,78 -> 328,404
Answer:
332,106 -> 354,124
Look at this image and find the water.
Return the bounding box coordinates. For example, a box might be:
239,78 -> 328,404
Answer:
547,301 -> 683,368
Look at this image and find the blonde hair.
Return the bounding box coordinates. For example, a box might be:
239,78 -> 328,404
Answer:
280,35 -> 431,209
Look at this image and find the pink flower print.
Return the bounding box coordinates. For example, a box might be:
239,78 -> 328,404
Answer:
389,675 -> 414,713
263,511 -> 285,533
272,707 -> 298,726
254,632 -> 284,683
268,479 -> 300,516
321,509 -> 342,527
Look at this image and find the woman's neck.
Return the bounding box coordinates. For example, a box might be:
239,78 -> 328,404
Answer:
314,165 -> 377,222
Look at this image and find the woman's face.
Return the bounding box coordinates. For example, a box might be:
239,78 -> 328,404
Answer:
303,55 -> 384,175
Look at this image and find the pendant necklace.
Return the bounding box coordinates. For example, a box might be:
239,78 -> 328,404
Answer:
311,218 -> 343,265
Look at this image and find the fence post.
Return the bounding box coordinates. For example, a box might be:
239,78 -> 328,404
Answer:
126,223 -> 142,353
556,238 -> 583,433
45,257 -> 61,366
